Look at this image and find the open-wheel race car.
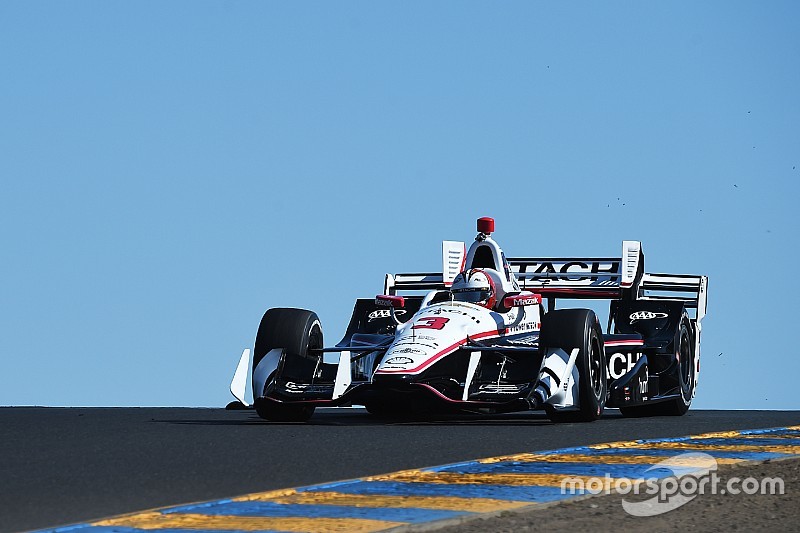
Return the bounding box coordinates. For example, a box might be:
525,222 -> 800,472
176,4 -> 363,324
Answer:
229,217 -> 708,422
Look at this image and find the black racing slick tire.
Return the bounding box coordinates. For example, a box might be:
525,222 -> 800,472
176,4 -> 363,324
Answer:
670,315 -> 696,415
225,400 -> 248,410
539,309 -> 607,423
253,308 -> 322,422
620,314 -> 695,417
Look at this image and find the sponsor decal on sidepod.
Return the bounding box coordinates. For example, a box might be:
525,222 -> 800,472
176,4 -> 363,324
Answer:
629,311 -> 668,323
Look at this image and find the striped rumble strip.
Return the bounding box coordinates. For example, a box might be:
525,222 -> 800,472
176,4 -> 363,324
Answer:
49,424 -> 800,533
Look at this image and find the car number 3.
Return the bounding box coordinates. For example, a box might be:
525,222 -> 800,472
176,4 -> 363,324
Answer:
412,317 -> 450,330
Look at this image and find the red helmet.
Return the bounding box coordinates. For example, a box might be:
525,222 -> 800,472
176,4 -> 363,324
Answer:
451,269 -> 496,309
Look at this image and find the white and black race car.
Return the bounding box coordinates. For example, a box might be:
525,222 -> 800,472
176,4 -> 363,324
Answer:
230,217 -> 708,422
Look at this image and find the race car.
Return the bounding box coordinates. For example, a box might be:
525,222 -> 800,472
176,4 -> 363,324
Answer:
229,217 -> 708,423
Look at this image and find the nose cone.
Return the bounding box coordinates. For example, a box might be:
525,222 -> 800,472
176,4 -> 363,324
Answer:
375,304 -> 496,377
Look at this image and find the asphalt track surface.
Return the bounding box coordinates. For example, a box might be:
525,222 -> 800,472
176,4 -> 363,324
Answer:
2,408 -> 799,532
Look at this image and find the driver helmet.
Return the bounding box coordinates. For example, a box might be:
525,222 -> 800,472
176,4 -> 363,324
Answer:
451,269 -> 496,309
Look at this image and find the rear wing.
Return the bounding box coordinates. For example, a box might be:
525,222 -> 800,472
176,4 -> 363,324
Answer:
383,240 -> 465,295
508,241 -> 645,299
383,272 -> 447,295
383,240 -> 707,320
639,273 -> 708,321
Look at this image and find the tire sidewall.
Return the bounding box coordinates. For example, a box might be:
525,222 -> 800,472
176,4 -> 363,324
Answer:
676,315 -> 695,409
583,320 -> 607,416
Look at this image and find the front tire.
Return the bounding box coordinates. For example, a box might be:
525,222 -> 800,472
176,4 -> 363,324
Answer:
252,308 -> 322,422
540,309 -> 606,423
225,400 -> 248,410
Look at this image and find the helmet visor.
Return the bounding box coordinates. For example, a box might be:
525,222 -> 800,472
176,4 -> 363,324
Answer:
452,288 -> 492,304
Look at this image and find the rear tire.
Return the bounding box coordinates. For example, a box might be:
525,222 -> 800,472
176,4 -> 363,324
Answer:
619,314 -> 695,417
252,308 -> 322,422
539,309 -> 606,423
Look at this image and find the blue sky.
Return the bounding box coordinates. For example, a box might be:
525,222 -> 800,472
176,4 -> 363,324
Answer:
1,2 -> 798,409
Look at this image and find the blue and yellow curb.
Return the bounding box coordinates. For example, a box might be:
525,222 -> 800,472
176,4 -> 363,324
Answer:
51,424 -> 800,533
